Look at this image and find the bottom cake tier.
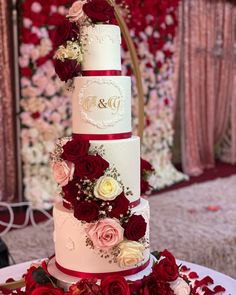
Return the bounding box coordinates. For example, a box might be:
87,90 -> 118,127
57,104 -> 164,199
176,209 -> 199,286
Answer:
53,199 -> 150,276
47,255 -> 155,291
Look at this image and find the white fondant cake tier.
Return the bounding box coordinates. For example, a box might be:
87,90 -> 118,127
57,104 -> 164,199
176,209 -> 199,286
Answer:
72,76 -> 131,135
81,25 -> 121,71
48,256 -> 155,291
53,198 -> 150,275
90,136 -> 140,204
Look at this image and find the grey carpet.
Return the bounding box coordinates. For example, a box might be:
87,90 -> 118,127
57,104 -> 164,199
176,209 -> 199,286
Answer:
3,175 -> 236,278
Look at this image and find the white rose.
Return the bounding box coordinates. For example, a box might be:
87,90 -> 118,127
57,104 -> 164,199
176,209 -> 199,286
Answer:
94,176 -> 122,201
170,278 -> 191,295
117,241 -> 145,267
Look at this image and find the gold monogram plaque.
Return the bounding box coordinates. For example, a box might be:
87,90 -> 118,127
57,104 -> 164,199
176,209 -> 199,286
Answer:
78,78 -> 126,129
82,95 -> 121,114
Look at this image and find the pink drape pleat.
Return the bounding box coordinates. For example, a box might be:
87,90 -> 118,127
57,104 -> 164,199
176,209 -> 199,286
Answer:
0,1 -> 17,201
178,0 -> 236,175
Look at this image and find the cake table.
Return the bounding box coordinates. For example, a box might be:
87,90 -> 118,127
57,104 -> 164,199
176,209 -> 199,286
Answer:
0,259 -> 235,294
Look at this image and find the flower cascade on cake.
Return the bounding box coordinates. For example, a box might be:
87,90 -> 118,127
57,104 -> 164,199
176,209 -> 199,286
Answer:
51,136 -> 147,267
53,0 -> 116,82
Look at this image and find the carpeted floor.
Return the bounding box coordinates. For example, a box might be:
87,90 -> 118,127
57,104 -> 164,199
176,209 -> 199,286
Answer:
3,175 -> 236,278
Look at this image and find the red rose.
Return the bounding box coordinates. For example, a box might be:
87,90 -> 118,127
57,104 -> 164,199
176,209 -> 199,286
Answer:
47,13 -> 65,26
53,18 -> 79,47
24,266 -> 40,293
62,180 -> 79,206
160,249 -> 177,264
141,179 -> 151,195
61,139 -> 90,162
75,154 -> 109,180
31,13 -> 48,27
36,55 -> 50,67
69,279 -> 102,295
83,0 -> 115,23
31,112 -> 41,119
101,275 -> 130,295
141,158 -> 154,173
108,192 -> 130,219
74,200 -> 99,222
21,67 -> 33,77
153,250 -> 179,282
0,287 -> 12,295
142,275 -> 174,295
54,58 -> 81,82
22,0 -> 50,24
31,286 -> 63,295
21,28 -> 40,45
123,215 -> 147,241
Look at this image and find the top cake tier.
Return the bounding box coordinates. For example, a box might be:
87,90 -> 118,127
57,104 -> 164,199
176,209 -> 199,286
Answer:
81,24 -> 121,71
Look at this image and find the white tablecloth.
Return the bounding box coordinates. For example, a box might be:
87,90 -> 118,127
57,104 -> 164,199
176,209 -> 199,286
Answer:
0,260 -> 235,294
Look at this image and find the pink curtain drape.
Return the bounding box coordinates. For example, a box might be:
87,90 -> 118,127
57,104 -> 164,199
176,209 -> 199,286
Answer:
178,0 -> 236,175
0,0 -> 18,201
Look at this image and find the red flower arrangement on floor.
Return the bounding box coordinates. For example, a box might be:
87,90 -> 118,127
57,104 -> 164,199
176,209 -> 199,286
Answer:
0,250 -> 226,295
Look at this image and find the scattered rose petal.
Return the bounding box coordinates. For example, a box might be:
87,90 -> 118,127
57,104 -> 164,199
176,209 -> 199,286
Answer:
181,265 -> 190,272
206,205 -> 221,212
188,271 -> 199,279
188,208 -> 197,214
214,285 -> 226,292
5,278 -> 15,283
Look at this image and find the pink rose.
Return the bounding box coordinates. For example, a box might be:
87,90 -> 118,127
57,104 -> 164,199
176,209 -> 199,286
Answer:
31,48 -> 40,61
51,160 -> 75,187
32,74 -> 48,90
19,56 -> 29,67
23,18 -> 32,28
45,83 -> 56,96
67,0 -> 87,23
86,218 -> 124,251
31,2 -> 42,13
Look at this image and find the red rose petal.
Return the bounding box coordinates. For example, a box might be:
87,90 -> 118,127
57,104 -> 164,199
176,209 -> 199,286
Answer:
180,265 -> 190,272
201,286 -> 215,295
214,285 -> 226,292
6,278 -> 15,283
188,271 -> 199,279
206,205 -> 221,212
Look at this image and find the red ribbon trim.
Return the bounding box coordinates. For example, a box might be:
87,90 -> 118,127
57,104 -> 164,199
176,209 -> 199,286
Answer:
72,132 -> 132,141
55,258 -> 150,279
63,198 -> 140,210
82,70 -> 121,76
130,198 -> 140,208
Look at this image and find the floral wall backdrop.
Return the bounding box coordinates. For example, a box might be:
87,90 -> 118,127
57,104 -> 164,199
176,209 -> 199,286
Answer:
19,0 -> 186,207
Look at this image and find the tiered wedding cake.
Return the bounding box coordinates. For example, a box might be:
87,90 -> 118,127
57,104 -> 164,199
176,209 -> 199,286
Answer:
51,22 -> 152,283
47,1 -> 191,293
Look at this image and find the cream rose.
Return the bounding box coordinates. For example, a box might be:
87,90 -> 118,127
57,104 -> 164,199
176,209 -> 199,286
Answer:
51,160 -> 75,187
67,0 -> 87,23
86,218 -> 124,251
170,278 -> 190,295
117,241 -> 145,267
55,42 -> 82,63
94,176 -> 122,201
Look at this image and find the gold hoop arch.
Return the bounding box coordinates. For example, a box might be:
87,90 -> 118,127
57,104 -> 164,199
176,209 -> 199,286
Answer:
108,0 -> 145,141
